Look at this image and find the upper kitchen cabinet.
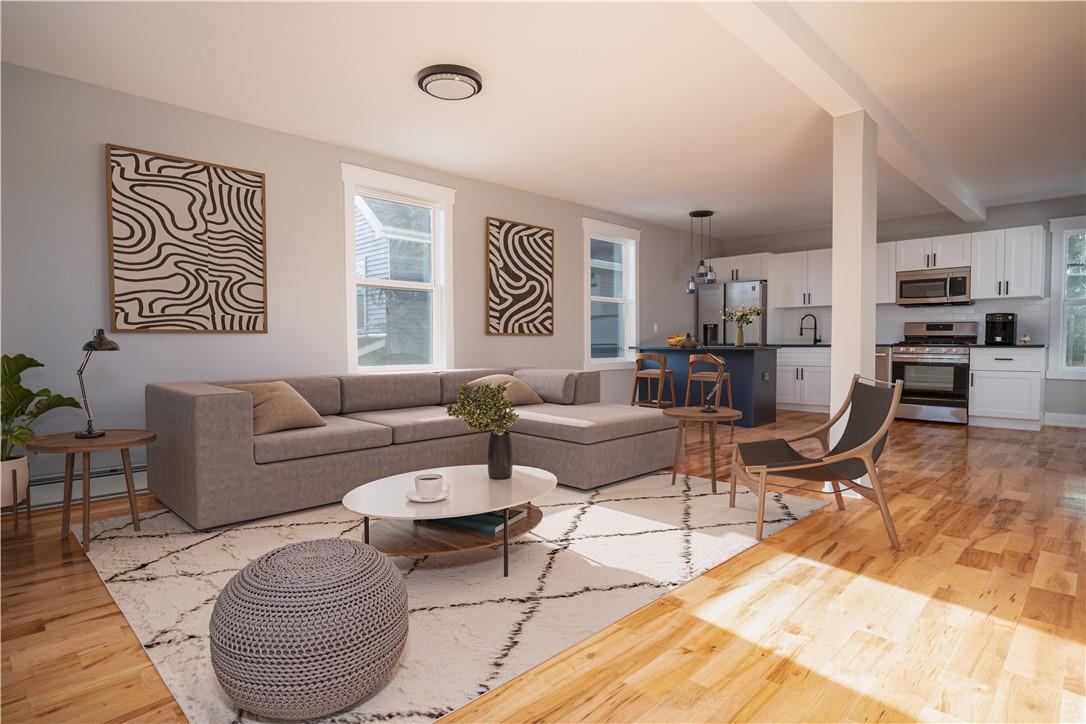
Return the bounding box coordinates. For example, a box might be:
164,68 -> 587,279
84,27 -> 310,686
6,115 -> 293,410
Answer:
876,241 -> 896,304
895,234 -> 970,271
716,252 -> 772,282
971,225 -> 1046,300
772,249 -> 832,308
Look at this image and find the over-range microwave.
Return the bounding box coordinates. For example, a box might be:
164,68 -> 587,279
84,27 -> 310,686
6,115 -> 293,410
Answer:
896,267 -> 972,306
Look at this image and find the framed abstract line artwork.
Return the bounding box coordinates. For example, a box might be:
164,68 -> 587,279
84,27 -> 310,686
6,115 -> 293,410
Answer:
106,144 -> 267,332
486,216 -> 554,336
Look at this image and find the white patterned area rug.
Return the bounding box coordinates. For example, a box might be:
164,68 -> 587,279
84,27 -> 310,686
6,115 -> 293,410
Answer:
77,472 -> 825,723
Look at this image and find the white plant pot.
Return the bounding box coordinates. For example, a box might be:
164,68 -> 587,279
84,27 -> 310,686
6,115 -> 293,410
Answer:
1,456 -> 30,507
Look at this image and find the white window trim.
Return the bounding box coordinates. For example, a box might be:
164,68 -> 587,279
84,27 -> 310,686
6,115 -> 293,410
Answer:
342,164 -> 456,372
583,218 -> 640,370
1047,215 -> 1086,381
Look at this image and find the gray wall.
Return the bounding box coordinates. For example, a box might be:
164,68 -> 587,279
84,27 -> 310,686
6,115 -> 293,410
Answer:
1,63 -> 696,476
729,195 -> 1086,418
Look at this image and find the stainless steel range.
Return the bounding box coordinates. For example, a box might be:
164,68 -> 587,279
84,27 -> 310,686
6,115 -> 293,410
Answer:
891,321 -> 977,424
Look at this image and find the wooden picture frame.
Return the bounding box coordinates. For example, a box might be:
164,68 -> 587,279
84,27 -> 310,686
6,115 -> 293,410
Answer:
106,144 -> 268,333
486,216 -> 554,336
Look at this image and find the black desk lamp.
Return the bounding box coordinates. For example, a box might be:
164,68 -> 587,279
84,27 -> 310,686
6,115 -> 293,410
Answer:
76,329 -> 119,438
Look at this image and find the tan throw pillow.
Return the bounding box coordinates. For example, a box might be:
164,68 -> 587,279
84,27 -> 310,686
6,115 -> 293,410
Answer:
225,381 -> 327,435
467,374 -> 544,406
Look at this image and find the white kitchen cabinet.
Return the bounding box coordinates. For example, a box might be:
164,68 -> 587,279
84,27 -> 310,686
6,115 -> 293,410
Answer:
1003,226 -> 1046,298
931,234 -> 972,269
776,367 -> 800,404
896,238 -> 932,271
895,235 -> 970,271
799,366 -> 832,406
969,370 -> 1042,421
970,225 -> 1045,300
971,230 -> 1005,300
806,249 -> 833,307
713,253 -> 772,283
876,241 -> 896,303
772,249 -> 830,308
773,251 -> 807,308
968,347 -> 1046,430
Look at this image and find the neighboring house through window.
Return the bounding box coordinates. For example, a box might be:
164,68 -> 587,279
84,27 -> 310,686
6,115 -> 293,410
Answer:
583,218 -> 639,368
342,164 -> 455,370
1049,216 -> 1086,379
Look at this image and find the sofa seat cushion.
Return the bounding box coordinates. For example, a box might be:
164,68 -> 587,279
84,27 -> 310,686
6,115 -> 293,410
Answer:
253,416 -> 392,464
344,406 -> 474,444
511,403 -> 678,445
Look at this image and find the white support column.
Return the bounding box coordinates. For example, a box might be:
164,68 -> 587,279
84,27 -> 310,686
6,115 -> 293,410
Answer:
830,110 -> 878,442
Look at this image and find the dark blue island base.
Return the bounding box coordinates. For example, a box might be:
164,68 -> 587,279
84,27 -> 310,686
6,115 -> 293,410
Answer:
632,346 -> 778,427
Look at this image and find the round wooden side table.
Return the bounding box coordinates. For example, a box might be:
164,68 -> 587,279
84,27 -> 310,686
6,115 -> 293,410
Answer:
25,429 -> 156,551
663,406 -> 743,494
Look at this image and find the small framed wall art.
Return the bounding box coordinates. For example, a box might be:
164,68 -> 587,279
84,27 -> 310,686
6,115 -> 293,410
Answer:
486,216 -> 554,335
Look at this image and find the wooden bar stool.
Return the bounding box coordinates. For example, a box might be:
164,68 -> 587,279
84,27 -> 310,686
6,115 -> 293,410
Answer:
631,353 -> 676,408
684,353 -> 735,439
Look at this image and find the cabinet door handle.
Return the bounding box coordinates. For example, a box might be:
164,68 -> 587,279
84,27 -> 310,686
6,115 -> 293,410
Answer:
801,368 -> 805,380
933,252 -> 937,267
970,373 -> 974,387
997,280 -> 1002,295
995,357 -> 1013,361
795,368 -> 799,380
1005,280 -> 1010,295
925,253 -> 930,268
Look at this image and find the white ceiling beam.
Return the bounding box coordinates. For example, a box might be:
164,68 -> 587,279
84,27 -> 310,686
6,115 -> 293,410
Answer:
700,1 -> 986,222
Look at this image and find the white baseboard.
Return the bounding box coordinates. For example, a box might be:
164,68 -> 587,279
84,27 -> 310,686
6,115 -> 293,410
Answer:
778,403 -> 831,414
1045,412 -> 1086,429
968,416 -> 1042,432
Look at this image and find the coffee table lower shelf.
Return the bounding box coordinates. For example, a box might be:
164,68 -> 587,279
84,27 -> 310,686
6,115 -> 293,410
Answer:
362,503 -> 543,558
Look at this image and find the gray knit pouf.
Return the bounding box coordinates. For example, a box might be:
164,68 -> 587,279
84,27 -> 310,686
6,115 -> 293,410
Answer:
209,538 -> 408,720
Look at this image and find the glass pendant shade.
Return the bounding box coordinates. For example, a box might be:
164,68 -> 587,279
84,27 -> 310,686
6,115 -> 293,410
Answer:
695,259 -> 708,278
705,266 -> 717,284
684,276 -> 697,294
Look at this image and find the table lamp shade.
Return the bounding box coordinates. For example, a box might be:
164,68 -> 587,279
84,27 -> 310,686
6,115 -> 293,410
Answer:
82,329 -> 119,352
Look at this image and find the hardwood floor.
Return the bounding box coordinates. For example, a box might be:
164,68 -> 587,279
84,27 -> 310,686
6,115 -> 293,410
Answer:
2,412 -> 1083,722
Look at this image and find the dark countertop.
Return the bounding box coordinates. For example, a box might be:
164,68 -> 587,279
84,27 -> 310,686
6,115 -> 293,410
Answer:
771,343 -> 831,348
633,345 -> 778,352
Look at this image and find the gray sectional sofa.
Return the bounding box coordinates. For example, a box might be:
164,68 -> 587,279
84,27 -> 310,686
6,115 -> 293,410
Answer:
146,368 -> 680,529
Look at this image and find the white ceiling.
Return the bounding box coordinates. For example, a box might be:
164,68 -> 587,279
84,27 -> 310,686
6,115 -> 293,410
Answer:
2,2 -> 1082,238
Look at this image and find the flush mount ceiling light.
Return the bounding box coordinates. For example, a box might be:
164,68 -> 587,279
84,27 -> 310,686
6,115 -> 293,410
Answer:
416,64 -> 483,101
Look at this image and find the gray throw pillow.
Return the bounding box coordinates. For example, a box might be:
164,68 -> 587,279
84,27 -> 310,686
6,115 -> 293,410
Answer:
226,381 -> 327,435
467,374 -> 544,406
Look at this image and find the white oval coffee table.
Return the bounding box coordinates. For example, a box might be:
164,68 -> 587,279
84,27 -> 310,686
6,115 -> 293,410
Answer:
342,465 -> 557,576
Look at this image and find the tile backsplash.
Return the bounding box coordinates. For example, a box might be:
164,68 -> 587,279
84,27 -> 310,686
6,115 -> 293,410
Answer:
767,297 -> 1051,345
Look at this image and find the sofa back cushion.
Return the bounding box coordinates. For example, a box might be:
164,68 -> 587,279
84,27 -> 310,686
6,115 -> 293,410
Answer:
339,372 -> 442,413
436,368 -> 515,404
215,376 -> 341,415
513,369 -> 577,404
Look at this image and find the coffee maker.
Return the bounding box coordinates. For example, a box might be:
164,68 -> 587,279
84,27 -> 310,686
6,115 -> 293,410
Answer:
985,313 -> 1017,346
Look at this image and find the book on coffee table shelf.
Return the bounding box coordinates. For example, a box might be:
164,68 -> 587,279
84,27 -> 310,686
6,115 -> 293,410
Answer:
421,507 -> 528,537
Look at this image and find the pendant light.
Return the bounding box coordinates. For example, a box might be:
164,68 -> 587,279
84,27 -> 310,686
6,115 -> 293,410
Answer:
703,211 -> 717,283
684,213 -> 698,294
690,210 -> 714,283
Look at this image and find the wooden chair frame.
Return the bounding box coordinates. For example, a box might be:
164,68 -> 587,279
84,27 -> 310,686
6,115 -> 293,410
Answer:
730,374 -> 904,549
631,353 -> 676,408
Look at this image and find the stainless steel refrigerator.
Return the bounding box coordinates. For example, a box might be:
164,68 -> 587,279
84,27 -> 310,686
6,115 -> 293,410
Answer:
697,280 -> 768,346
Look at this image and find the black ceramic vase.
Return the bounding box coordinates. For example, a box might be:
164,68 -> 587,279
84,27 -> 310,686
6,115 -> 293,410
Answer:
488,433 -> 512,479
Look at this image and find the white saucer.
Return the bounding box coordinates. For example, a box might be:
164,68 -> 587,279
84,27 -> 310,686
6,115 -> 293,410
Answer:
406,488 -> 449,503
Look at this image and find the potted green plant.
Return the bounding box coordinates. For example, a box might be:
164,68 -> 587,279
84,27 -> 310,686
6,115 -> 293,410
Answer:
446,384 -> 519,479
722,305 -> 763,347
1,354 -> 81,508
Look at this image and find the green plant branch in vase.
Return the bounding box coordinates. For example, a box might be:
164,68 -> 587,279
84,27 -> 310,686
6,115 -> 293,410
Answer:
447,384 -> 519,479
722,305 -> 764,347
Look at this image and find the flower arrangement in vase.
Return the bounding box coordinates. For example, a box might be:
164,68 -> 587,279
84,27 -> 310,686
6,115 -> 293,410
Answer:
446,384 -> 519,479
722,305 -> 763,347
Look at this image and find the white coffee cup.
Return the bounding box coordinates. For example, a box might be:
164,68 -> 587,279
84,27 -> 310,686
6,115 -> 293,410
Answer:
415,473 -> 444,499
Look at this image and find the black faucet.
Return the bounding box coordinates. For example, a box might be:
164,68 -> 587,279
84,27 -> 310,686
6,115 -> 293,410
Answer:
799,313 -> 821,344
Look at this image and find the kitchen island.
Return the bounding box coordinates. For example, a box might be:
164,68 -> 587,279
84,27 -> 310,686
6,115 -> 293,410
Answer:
632,346 -> 777,427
